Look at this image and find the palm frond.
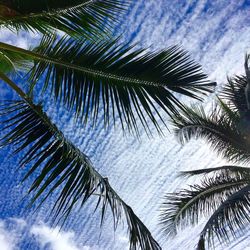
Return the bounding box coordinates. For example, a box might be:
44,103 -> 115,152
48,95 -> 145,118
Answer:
24,35 -> 215,134
172,104 -> 250,162
197,184 -> 250,250
180,165 -> 250,179
0,50 -> 15,73
219,54 -> 250,113
0,0 -> 128,38
171,55 -> 250,162
216,97 -> 240,123
0,49 -> 32,74
220,74 -> 250,141
159,174 -> 249,237
0,99 -> 160,250
220,75 -> 247,114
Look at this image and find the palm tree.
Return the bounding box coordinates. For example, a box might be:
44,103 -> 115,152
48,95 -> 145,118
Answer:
0,0 -> 127,38
160,55 -> 250,249
160,165 -> 250,250
0,1 -> 215,249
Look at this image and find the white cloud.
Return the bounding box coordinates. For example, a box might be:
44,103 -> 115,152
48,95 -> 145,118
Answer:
30,224 -> 90,250
0,221 -> 15,250
0,28 -> 40,49
0,219 -> 97,250
9,218 -> 27,229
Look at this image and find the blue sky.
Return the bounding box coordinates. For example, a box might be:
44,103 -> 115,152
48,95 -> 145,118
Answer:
0,0 -> 250,249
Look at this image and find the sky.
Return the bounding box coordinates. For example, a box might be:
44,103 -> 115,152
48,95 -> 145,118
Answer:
0,0 -> 250,249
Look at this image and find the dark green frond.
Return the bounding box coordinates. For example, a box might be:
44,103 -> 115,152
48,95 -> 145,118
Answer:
216,97 -> 240,123
172,104 -> 250,162
25,36 -> 215,134
220,75 -> 247,114
159,174 -> 249,237
180,165 -> 250,179
164,55 -> 250,249
0,50 -> 15,73
0,99 -> 160,250
171,55 -> 250,162
219,54 -> 250,114
198,184 -> 250,249
0,0 -> 129,38
0,49 -> 32,74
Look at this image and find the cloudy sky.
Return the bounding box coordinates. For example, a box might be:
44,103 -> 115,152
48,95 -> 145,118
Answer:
0,0 -> 250,249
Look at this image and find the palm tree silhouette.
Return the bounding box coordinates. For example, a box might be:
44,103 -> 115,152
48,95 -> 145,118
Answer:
160,55 -> 250,249
0,1 -> 215,249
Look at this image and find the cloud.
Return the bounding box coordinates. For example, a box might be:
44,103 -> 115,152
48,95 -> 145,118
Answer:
0,219 -> 97,250
0,28 -> 40,49
30,224 -> 90,250
0,221 -> 15,250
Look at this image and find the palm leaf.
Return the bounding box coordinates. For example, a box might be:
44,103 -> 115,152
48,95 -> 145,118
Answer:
172,104 -> 250,162
0,50 -> 16,73
0,49 -> 32,74
0,0 -> 128,38
159,174 -> 249,237
180,165 -> 250,179
0,98 -> 160,250
171,56 -> 250,162
18,35 -> 216,134
197,184 -> 250,250
220,75 -> 247,114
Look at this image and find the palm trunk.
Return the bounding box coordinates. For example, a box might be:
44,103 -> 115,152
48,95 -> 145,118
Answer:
0,1 -> 19,17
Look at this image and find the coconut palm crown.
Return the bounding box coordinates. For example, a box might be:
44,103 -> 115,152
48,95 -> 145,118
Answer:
0,1 -> 216,249
160,55 -> 250,249
0,0 -> 128,38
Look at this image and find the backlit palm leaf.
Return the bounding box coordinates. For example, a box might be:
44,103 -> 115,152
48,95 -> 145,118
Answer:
0,98 -> 160,250
160,55 -> 250,250
0,0 -> 128,38
0,49 -> 32,74
172,56 -> 250,162
220,75 -> 248,114
171,103 -> 250,162
22,35 -> 215,134
197,184 -> 250,250
181,165 -> 250,179
159,172 -> 249,237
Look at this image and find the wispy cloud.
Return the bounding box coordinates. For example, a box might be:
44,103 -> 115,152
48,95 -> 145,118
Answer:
30,224 -> 91,250
0,221 -> 15,250
0,28 -> 40,49
0,218 -> 96,250
31,224 -> 79,250
0,218 -> 26,250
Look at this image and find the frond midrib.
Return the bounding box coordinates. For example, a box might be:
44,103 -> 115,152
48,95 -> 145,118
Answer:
0,0 -> 95,20
181,165 -> 250,177
0,73 -> 162,250
199,184 -> 250,240
179,123 -> 247,153
174,180 -> 248,224
0,72 -> 67,142
0,41 -> 175,88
